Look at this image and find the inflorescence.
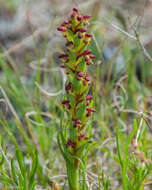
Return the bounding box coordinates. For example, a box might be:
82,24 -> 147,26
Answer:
57,8 -> 96,153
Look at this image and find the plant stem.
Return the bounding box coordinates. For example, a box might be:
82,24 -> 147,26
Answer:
66,160 -> 80,190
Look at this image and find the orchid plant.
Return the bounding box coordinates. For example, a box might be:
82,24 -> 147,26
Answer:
57,8 -> 96,190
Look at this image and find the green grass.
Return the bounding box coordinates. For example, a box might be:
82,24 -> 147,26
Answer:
0,4 -> 152,190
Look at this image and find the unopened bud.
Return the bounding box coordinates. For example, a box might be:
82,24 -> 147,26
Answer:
83,15 -> 91,20
85,33 -> 92,38
57,26 -> 67,32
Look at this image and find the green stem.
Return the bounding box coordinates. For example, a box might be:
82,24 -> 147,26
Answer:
66,160 -> 80,190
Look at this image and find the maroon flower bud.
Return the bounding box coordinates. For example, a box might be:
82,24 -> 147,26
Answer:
75,119 -> 81,124
85,75 -> 90,82
58,54 -> 68,59
57,26 -> 67,32
86,100 -> 90,106
86,95 -> 92,100
61,20 -> 70,26
78,133 -> 88,141
62,100 -> 71,109
83,39 -> 88,44
67,104 -> 71,109
86,107 -> 96,117
77,72 -> 84,78
65,82 -> 72,92
86,108 -> 96,112
73,118 -> 81,128
65,41 -> 73,47
65,58 -> 69,63
85,55 -> 89,62
89,54 -> 95,59
86,61 -> 92,65
66,139 -> 71,148
78,33 -> 82,39
71,11 -> 78,18
77,15 -> 83,21
83,15 -> 91,20
86,95 -> 92,106
78,28 -> 87,33
71,141 -> 76,149
82,49 -> 92,56
60,64 -> 66,68
73,8 -> 78,12
62,100 -> 70,105
85,33 -> 93,38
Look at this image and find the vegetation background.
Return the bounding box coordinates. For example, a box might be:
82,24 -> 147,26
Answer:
0,0 -> 152,189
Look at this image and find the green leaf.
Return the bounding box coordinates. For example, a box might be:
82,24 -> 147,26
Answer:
11,158 -> 18,185
0,175 -> 14,185
16,149 -> 25,177
29,151 -> 38,187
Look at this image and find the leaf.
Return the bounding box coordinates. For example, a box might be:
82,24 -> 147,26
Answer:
16,149 -> 25,177
11,158 -> 18,185
57,132 -> 74,164
0,175 -> 14,185
29,151 -> 38,187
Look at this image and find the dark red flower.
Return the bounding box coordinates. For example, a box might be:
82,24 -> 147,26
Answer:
78,28 -> 87,33
86,107 -> 96,117
82,49 -> 92,56
78,133 -> 88,141
77,72 -> 84,78
89,54 -> 95,59
60,64 -> 66,69
85,33 -> 92,38
61,20 -> 70,26
57,26 -> 67,32
86,95 -> 92,100
83,15 -> 91,19
65,82 -> 72,92
58,54 -> 68,59
77,15 -> 83,21
73,8 -> 78,13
